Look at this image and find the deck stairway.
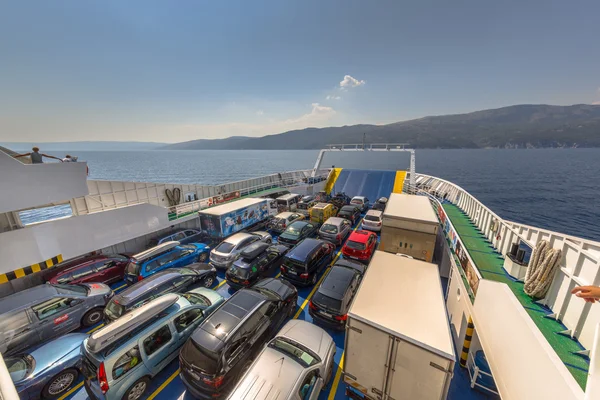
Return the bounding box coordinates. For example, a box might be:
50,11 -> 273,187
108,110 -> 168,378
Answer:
442,202 -> 590,388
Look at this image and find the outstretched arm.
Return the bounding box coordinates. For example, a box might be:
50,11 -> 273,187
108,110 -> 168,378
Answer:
41,153 -> 63,161
571,286 -> 600,303
13,153 -> 30,158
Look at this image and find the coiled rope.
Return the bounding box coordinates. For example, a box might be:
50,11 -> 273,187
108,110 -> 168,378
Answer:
165,188 -> 181,206
524,240 -> 562,299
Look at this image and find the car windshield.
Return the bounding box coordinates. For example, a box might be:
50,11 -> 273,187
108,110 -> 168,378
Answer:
182,340 -> 219,374
351,199 -> 362,204
345,240 -> 366,251
268,337 -> 320,368
228,264 -> 251,279
180,244 -> 196,251
104,300 -> 125,319
215,242 -> 235,254
321,224 -> 338,234
286,224 -> 303,235
53,284 -> 88,295
313,292 -> 342,312
125,261 -> 140,275
5,355 -> 33,381
181,293 -> 211,306
364,215 -> 380,221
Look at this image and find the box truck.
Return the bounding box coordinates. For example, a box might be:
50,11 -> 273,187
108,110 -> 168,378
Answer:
380,193 -> 438,262
198,198 -> 277,238
344,251 -> 455,400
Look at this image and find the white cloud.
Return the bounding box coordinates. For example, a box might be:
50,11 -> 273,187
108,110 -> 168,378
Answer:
256,110 -> 264,115
593,101 -> 600,105
340,75 -> 365,89
326,95 -> 341,100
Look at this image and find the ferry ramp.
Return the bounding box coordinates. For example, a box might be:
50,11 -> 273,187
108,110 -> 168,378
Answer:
330,169 -> 398,201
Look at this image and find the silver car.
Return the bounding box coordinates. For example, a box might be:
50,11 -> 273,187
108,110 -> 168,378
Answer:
229,319 -> 336,400
318,217 -> 352,245
0,282 -> 112,356
210,231 -> 272,269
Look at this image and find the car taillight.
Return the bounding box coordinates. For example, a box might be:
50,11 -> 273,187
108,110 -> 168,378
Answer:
280,265 -> 287,273
334,314 -> 348,321
243,280 -> 250,285
282,222 -> 286,228
309,301 -> 316,310
98,362 -> 109,394
202,375 -> 224,388
137,275 -> 143,282
300,273 -> 309,279
336,234 -> 341,240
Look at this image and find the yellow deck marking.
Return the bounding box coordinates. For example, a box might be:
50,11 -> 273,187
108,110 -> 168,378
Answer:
86,323 -> 105,334
0,275 -> 7,284
147,368 -> 181,400
57,381 -> 83,400
275,272 -> 281,278
328,353 -> 345,400
113,284 -> 127,292
215,279 -> 227,289
31,263 -> 41,273
15,269 -> 25,278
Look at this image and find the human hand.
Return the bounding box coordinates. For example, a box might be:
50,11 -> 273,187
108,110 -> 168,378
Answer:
571,286 -> 600,303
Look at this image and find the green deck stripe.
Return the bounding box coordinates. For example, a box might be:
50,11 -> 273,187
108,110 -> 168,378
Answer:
442,203 -> 589,389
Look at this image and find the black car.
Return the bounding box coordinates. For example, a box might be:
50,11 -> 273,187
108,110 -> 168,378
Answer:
280,238 -> 335,286
309,262 -> 363,330
277,220 -> 319,247
338,205 -> 362,224
372,197 -> 388,212
225,243 -> 289,288
103,264 -> 217,322
179,278 -> 297,399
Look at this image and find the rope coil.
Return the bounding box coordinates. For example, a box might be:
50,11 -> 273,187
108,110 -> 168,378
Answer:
524,240 -> 562,299
165,188 -> 181,206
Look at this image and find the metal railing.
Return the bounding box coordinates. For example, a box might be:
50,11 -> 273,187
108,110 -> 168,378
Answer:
466,351 -> 499,396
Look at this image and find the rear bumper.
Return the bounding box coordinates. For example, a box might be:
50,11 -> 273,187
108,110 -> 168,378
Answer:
341,251 -> 370,262
281,272 -> 311,286
318,233 -> 340,244
84,380 -> 105,400
209,259 -> 234,269
309,309 -> 345,330
361,223 -> 381,232
180,371 -> 223,399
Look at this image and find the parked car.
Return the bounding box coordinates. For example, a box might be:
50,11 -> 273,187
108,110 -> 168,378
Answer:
332,258 -> 368,276
372,197 -> 388,212
83,291 -> 224,400
0,283 -> 112,356
278,221 -> 319,247
104,264 -> 218,323
210,232 -> 272,270
361,209 -> 383,232
147,229 -> 206,248
350,196 -> 370,212
337,205 -> 361,225
179,278 -> 297,399
45,253 -> 129,286
124,241 -> 211,284
296,199 -> 317,218
228,320 -> 336,400
225,243 -> 289,289
268,212 -> 305,234
280,238 -> 335,286
276,193 -> 303,212
342,230 -> 378,263
309,262 -> 363,330
309,202 -> 338,225
330,192 -> 351,209
6,333 -> 88,399
318,217 -> 352,245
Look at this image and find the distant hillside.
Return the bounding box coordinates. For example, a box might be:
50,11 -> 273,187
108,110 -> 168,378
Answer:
162,104 -> 600,150
1,141 -> 167,151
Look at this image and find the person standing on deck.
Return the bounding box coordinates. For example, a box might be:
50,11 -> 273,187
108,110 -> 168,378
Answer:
572,285 -> 600,303
14,147 -> 62,163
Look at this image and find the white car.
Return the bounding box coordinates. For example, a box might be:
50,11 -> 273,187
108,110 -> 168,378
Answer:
228,320 -> 336,400
361,209 -> 383,232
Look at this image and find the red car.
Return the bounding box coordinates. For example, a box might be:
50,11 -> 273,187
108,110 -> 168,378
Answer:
342,230 -> 377,262
45,253 -> 130,285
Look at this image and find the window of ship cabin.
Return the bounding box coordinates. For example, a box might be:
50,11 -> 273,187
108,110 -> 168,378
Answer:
143,325 -> 172,356
112,346 -> 141,380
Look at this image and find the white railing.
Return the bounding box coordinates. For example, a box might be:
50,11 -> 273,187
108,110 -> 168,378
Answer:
466,351 -> 499,396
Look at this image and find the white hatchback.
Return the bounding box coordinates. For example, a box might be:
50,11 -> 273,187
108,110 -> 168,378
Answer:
361,210 -> 383,232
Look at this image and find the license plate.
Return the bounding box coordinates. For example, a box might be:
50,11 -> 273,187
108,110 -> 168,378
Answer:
230,278 -> 239,283
349,256 -> 360,260
319,310 -> 332,318
288,270 -> 297,275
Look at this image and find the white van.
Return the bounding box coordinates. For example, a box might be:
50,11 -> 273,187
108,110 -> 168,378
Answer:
276,193 -> 302,212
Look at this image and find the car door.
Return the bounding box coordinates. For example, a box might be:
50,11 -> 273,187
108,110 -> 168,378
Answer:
297,369 -> 324,400
141,323 -> 177,375
185,230 -> 202,244
173,306 -> 205,347
177,246 -> 199,267
32,297 -> 80,339
367,234 -> 377,256
342,220 -> 351,239
90,260 -> 115,284
0,310 -> 41,355
171,274 -> 195,293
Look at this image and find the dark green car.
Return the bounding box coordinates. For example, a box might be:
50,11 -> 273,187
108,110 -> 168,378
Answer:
277,221 -> 319,247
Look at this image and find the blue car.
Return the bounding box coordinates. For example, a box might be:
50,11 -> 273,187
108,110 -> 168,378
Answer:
124,241 -> 210,284
5,333 -> 88,399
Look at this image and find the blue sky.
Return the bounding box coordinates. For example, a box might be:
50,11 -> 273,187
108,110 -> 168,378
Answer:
1,0 -> 599,143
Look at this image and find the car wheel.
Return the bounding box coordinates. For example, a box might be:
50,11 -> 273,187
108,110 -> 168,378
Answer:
82,307 -> 104,327
198,252 -> 208,263
266,238 -> 272,244
311,274 -> 318,286
124,376 -> 150,400
203,275 -> 215,288
42,368 -> 78,398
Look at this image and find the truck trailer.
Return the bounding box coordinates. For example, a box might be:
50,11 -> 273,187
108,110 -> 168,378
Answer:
344,250 -> 455,400
198,197 -> 277,239
380,193 -> 438,262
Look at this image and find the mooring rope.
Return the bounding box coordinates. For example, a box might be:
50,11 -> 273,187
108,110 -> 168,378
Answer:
524,240 -> 562,299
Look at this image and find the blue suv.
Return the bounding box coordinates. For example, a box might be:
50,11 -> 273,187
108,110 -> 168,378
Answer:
124,241 -> 210,284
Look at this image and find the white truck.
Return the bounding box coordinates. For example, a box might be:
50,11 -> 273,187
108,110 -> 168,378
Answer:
343,251 -> 455,400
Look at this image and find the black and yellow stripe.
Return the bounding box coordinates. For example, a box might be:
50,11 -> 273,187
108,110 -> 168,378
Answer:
459,317 -> 475,367
0,255 -> 63,284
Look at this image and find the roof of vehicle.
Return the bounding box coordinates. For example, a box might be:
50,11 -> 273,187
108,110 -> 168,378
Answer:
351,196 -> 367,201
312,202 -> 332,209
383,193 -> 437,224
274,212 -> 295,219
0,284 -> 59,314
240,242 -> 270,260
318,266 -> 356,300
288,220 -> 312,229
334,259 -> 367,275
268,244 -> 290,255
252,278 -> 292,300
87,294 -> 182,353
133,241 -> 180,261
277,319 -> 332,360
200,198 -> 265,216
340,205 -> 358,212
276,193 -> 301,201
192,290 -> 266,351
322,217 -> 347,227
301,195 -> 314,201
366,210 -> 383,218
285,238 -> 324,261
347,230 -> 373,244
223,232 -> 254,245
114,269 -> 187,305
159,228 -> 199,237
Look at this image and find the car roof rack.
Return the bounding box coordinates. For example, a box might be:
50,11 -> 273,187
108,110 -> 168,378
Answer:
241,242 -> 270,260
132,241 -> 180,261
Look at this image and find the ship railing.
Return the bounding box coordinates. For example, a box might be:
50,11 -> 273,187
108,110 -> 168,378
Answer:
466,351 -> 499,396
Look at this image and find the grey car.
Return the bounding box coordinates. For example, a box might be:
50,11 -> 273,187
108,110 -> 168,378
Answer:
148,229 -> 205,248
228,319 -> 336,400
209,231 -> 272,269
0,282 -> 112,356
318,217 -> 352,245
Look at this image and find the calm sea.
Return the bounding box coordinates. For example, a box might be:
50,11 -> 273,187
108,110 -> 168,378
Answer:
20,149 -> 600,242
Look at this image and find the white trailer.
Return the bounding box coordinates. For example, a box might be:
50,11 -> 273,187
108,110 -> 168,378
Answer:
380,193 -> 438,262
343,251 -> 455,400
